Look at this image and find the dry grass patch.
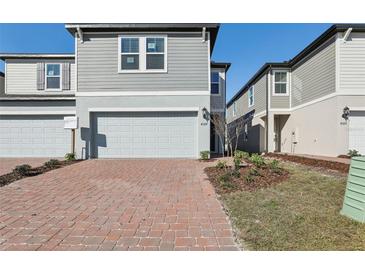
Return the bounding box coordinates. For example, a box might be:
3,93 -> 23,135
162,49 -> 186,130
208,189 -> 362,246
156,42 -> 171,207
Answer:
220,162 -> 365,250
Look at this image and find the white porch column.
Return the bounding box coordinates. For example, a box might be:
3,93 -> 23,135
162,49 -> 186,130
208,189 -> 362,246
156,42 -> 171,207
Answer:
267,112 -> 275,152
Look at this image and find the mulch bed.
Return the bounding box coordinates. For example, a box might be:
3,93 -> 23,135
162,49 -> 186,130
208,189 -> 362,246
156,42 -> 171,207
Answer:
205,164 -> 289,194
0,160 -> 82,188
265,153 -> 349,174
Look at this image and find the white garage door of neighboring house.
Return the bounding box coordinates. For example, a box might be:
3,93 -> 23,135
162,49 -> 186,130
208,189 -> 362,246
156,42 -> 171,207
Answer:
349,111 -> 365,155
0,115 -> 71,157
92,112 -> 197,158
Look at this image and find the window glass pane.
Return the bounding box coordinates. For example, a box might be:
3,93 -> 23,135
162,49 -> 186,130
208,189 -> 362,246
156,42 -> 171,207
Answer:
121,38 -> 139,53
146,38 -> 164,53
275,83 -> 287,93
146,54 -> 164,69
121,54 -> 139,70
47,77 -> 60,89
211,83 -> 219,94
275,72 -> 287,82
46,64 -> 60,76
211,72 -> 219,83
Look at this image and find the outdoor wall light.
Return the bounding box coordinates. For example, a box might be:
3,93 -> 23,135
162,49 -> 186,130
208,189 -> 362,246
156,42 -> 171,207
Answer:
342,106 -> 350,120
202,107 -> 209,120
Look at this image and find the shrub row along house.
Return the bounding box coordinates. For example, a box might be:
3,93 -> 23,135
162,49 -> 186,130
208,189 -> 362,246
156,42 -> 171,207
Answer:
0,24 -> 230,158
227,24 -> 365,157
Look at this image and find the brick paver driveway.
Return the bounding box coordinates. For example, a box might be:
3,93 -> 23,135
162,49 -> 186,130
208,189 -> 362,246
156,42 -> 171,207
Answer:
0,158 -> 55,176
0,159 -> 239,251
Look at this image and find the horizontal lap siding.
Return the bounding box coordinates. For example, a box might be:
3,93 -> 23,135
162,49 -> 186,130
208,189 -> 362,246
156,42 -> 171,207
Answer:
226,73 -> 267,123
5,59 -> 76,94
291,38 -> 336,107
77,33 -> 209,92
271,95 -> 290,108
339,32 -> 365,90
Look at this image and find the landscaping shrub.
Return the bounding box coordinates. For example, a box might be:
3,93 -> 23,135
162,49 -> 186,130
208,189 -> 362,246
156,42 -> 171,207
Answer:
216,160 -> 228,169
235,150 -> 250,160
219,172 -> 231,183
249,167 -> 261,177
200,151 -> 210,160
348,149 -> 361,157
250,154 -> 265,168
13,164 -> 32,176
268,159 -> 282,174
65,153 -> 76,161
44,159 -> 61,168
244,174 -> 254,184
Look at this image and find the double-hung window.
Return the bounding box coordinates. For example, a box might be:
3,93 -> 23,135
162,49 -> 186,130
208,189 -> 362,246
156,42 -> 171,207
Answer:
120,38 -> 140,71
119,36 -> 166,72
45,64 -> 61,90
248,86 -> 254,107
211,72 -> 220,95
146,38 -> 165,70
273,71 -> 288,95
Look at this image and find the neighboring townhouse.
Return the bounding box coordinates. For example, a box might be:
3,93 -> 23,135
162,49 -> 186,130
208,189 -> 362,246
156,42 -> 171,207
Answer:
227,24 -> 365,157
0,23 -> 229,159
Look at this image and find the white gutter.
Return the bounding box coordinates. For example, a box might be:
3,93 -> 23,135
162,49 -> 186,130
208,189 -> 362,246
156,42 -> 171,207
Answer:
77,26 -> 84,43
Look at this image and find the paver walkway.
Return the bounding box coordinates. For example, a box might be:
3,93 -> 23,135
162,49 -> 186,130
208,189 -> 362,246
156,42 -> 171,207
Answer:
0,159 -> 239,251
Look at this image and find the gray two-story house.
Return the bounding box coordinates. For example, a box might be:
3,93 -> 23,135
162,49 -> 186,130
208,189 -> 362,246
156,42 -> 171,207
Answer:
0,23 -> 229,159
227,24 -> 365,157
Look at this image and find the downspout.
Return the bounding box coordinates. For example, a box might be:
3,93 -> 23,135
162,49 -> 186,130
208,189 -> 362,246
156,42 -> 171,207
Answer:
265,66 -> 272,153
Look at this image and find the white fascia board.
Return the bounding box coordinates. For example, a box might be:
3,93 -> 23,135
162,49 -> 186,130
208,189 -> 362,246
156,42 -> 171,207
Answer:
88,107 -> 200,112
0,110 -> 76,115
77,91 -> 210,96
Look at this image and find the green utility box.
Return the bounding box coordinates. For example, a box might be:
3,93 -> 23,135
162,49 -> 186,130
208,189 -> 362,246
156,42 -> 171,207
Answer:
341,156 -> 365,223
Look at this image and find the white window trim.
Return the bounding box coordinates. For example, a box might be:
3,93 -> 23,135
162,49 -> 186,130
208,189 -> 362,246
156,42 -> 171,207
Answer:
232,102 -> 237,117
118,35 -> 167,74
45,63 -> 62,91
248,86 -> 254,107
272,70 -> 289,96
210,69 -> 221,96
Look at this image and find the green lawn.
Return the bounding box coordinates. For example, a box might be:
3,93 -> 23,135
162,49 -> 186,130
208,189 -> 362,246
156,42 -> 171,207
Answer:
221,162 -> 365,250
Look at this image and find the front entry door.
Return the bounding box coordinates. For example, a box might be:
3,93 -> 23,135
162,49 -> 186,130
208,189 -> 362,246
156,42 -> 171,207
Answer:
274,116 -> 281,152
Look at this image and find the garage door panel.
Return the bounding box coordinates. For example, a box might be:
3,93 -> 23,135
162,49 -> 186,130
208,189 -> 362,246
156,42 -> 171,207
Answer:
349,111 -> 365,155
0,115 -> 71,157
93,111 -> 197,158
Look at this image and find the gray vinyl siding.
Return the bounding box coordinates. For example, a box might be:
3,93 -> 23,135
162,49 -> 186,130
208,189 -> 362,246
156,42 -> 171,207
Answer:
0,76 -> 4,94
339,32 -> 365,90
5,59 -> 76,95
77,33 -> 209,92
271,95 -> 290,108
291,37 -> 336,107
226,73 -> 267,123
210,68 -> 225,111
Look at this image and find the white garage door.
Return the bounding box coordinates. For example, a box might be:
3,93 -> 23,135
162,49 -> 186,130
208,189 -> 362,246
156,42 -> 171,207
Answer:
349,111 -> 365,155
0,115 -> 71,157
92,112 -> 197,158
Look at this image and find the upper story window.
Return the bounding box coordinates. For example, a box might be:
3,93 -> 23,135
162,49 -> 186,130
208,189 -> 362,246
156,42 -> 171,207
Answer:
146,38 -> 165,70
273,71 -> 288,95
248,86 -> 254,107
119,36 -> 167,73
121,38 -> 140,70
211,72 -> 220,95
45,64 -> 61,90
233,102 -> 237,117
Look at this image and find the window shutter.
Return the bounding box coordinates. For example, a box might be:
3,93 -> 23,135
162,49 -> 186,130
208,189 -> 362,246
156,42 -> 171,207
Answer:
36,62 -> 45,90
62,62 -> 71,90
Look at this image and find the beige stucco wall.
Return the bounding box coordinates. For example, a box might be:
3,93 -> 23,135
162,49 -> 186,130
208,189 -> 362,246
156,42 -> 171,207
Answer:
277,95 -> 365,157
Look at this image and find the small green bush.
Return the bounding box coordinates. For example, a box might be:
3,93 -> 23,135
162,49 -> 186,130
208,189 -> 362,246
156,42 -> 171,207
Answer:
348,149 -> 361,157
200,151 -> 210,160
44,159 -> 61,168
219,172 -> 231,183
13,164 -> 32,176
216,160 -> 228,169
235,150 -> 250,160
65,153 -> 76,161
250,154 -> 265,168
244,174 -> 254,184
249,167 -> 261,176
268,159 -> 282,174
